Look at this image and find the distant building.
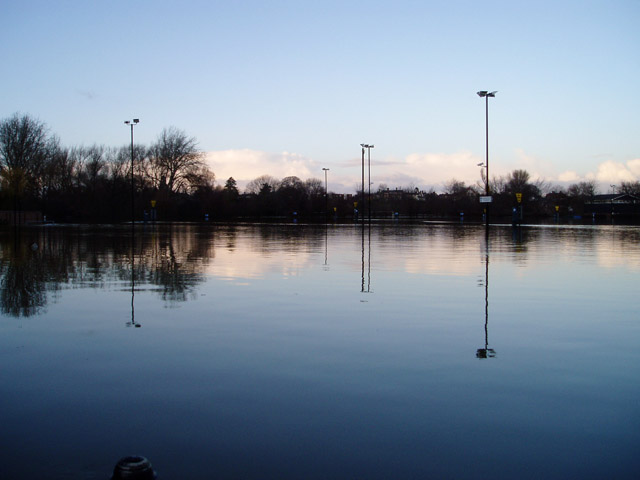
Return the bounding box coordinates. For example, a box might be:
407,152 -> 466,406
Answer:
584,194 -> 640,217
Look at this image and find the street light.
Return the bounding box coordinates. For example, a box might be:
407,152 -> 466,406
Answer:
360,144 -> 374,221
477,91 -> 496,226
477,162 -> 487,192
124,118 -> 139,329
124,119 -> 139,223
322,168 -> 330,220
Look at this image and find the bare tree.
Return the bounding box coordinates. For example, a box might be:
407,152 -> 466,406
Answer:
619,181 -> 640,196
147,127 -> 208,194
245,174 -> 280,194
567,180 -> 597,198
304,178 -> 324,198
0,113 -> 49,198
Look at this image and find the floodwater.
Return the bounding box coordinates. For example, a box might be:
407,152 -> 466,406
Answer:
1,222 -> 639,479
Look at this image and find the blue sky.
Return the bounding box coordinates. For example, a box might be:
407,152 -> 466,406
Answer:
2,0 -> 639,193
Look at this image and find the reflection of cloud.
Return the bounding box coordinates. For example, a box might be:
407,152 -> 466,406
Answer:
596,234 -> 640,271
205,236 -> 313,280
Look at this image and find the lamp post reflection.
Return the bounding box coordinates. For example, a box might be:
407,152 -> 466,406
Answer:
127,235 -> 140,328
324,224 -> 329,270
476,232 -> 495,358
124,119 -> 141,328
360,221 -> 372,293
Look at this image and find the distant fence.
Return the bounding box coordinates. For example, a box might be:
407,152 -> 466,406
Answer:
0,210 -> 43,225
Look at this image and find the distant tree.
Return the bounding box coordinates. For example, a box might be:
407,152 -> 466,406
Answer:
567,180 -> 597,198
279,176 -> 304,190
505,169 -> 531,193
304,178 -> 324,198
224,177 -> 239,198
619,180 -> 640,196
259,183 -> 273,195
0,113 -> 50,210
146,127 -> 208,194
245,174 -> 280,195
443,179 -> 473,196
71,145 -> 107,190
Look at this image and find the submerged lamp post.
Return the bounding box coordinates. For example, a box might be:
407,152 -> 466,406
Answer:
477,91 -> 496,226
322,168 -> 330,219
124,119 -> 139,223
476,91 -> 496,196
477,162 -> 487,193
360,144 -> 374,221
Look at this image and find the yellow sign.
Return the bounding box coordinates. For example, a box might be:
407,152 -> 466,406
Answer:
555,205 -> 559,212
515,193 -> 522,203
151,200 -> 157,208
354,202 -> 358,208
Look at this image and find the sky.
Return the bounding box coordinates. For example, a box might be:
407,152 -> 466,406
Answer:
1,0 -> 639,193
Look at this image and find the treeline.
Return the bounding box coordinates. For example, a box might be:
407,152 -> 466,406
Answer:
0,113 -> 216,222
2,113 -> 639,223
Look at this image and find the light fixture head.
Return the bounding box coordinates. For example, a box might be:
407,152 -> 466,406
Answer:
124,120 -> 130,125
477,162 -> 485,167
133,118 -> 140,123
477,91 -> 488,97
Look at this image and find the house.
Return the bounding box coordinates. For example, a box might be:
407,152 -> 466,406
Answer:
584,194 -> 640,217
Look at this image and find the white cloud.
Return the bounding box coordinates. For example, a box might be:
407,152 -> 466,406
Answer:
558,171 -> 581,183
393,151 -> 485,191
205,148 -> 640,195
594,160 -> 638,184
627,158 -> 640,177
205,149 -> 317,190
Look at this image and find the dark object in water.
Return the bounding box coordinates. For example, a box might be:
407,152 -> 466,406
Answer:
111,456 -> 157,479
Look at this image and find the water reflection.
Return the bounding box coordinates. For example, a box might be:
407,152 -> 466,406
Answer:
0,235 -> 49,317
127,223 -> 140,328
0,226 -> 212,317
477,228 -> 496,358
360,222 -> 372,293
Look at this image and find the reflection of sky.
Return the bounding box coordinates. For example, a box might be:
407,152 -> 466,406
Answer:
201,225 -> 640,283
205,240 -> 313,282
2,224 -> 640,478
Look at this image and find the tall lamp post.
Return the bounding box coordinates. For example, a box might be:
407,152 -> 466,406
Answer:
477,91 -> 496,226
322,168 -> 330,219
360,144 -> 374,221
124,119 -> 139,223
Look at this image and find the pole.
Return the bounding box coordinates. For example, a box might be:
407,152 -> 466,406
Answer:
323,168 -> 329,221
484,95 -> 490,228
367,147 -> 371,223
130,123 -> 135,224
485,95 -> 489,196
361,147 -> 365,225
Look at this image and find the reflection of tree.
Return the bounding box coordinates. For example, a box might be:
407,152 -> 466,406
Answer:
0,241 -> 48,317
0,225 -> 217,317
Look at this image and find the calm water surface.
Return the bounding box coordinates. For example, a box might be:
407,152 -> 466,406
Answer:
1,223 -> 639,479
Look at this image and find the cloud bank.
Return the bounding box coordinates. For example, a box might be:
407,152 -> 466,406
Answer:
206,149 -> 640,194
